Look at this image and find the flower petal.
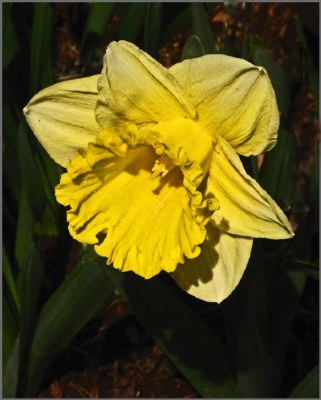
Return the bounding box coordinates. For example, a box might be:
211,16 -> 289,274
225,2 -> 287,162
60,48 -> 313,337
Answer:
169,54 -> 279,156
56,128 -> 207,279
171,224 -> 253,303
207,136 -> 294,239
96,40 -> 196,127
23,75 -> 119,167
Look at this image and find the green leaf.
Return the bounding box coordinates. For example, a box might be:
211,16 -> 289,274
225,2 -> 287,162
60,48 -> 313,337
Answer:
106,267 -> 240,398
233,242 -> 281,397
18,121 -> 46,221
144,3 -> 163,59
289,364 -> 319,398
115,3 -> 148,43
180,34 -> 205,61
26,259 -> 115,397
16,244 -> 45,397
267,267 -> 307,367
14,189 -> 33,269
191,3 -> 216,55
3,246 -> 20,314
241,27 -> 249,59
259,126 -> 299,212
3,3 -> 20,69
3,289 -> 20,373
3,338 -> 20,397
221,22 -> 236,56
81,2 -> 115,74
30,3 -> 53,94
288,259 -> 319,280
162,6 -> 191,43
253,47 -> 292,119
32,139 -> 61,231
294,15 -> 319,109
81,3 -> 115,49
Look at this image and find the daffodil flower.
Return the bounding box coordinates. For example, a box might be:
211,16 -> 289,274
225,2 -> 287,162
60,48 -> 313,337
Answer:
24,40 -> 293,303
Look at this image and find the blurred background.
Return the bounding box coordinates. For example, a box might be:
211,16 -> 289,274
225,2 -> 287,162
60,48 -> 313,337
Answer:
3,2 -> 319,398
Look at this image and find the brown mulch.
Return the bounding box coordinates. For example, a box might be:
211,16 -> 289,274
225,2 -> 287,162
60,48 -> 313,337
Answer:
40,343 -> 197,398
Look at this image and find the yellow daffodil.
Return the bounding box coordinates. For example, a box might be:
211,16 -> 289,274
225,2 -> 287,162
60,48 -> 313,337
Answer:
23,40 -> 293,303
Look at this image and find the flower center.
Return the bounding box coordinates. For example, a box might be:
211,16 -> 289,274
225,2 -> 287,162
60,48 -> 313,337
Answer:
152,118 -> 214,184
151,155 -> 175,178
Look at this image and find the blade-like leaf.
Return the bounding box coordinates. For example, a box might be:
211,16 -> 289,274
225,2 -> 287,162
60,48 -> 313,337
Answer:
3,246 -> 20,314
288,259 -> 319,280
233,242 -> 281,397
81,3 -> 115,49
105,267 -> 240,398
289,364 -> 319,398
26,259 -> 115,397
14,189 -> 33,270
30,3 -> 53,95
18,121 -> 46,221
3,338 -> 20,398
3,3 -> 20,69
115,3 -> 148,43
162,5 -> 191,43
191,3 -> 216,54
16,244 -> 45,397
180,34 -> 205,61
259,126 -> 299,212
253,47 -> 292,119
3,289 -> 20,373
294,15 -> 319,108
144,3 -> 163,59
81,2 -> 115,75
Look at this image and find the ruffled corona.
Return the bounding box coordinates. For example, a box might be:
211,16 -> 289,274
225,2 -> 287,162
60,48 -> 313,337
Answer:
56,120 -> 218,279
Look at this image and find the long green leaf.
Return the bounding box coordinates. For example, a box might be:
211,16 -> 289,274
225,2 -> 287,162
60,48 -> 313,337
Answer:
81,2 -> 115,49
231,242 -> 282,397
14,189 -> 33,270
181,34 -> 205,61
3,338 -> 20,397
289,364 -> 319,398
30,3 -> 53,95
16,244 -> 45,397
144,3 -> 163,59
106,267 -> 240,398
3,289 -> 20,373
191,3 -> 215,54
267,265 -> 307,366
288,259 -> 319,280
259,126 -> 299,212
26,259 -> 115,397
294,15 -> 319,108
18,121 -> 46,221
3,3 -> 20,69
115,3 -> 148,43
162,6 -> 192,43
81,2 -> 115,75
253,47 -> 292,119
3,246 -> 20,314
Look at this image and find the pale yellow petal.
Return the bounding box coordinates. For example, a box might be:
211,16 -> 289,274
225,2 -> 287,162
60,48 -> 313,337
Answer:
207,136 -> 294,239
95,40 -> 195,127
171,224 -> 253,303
170,54 -> 279,156
56,128 -> 207,279
23,75 -> 119,167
